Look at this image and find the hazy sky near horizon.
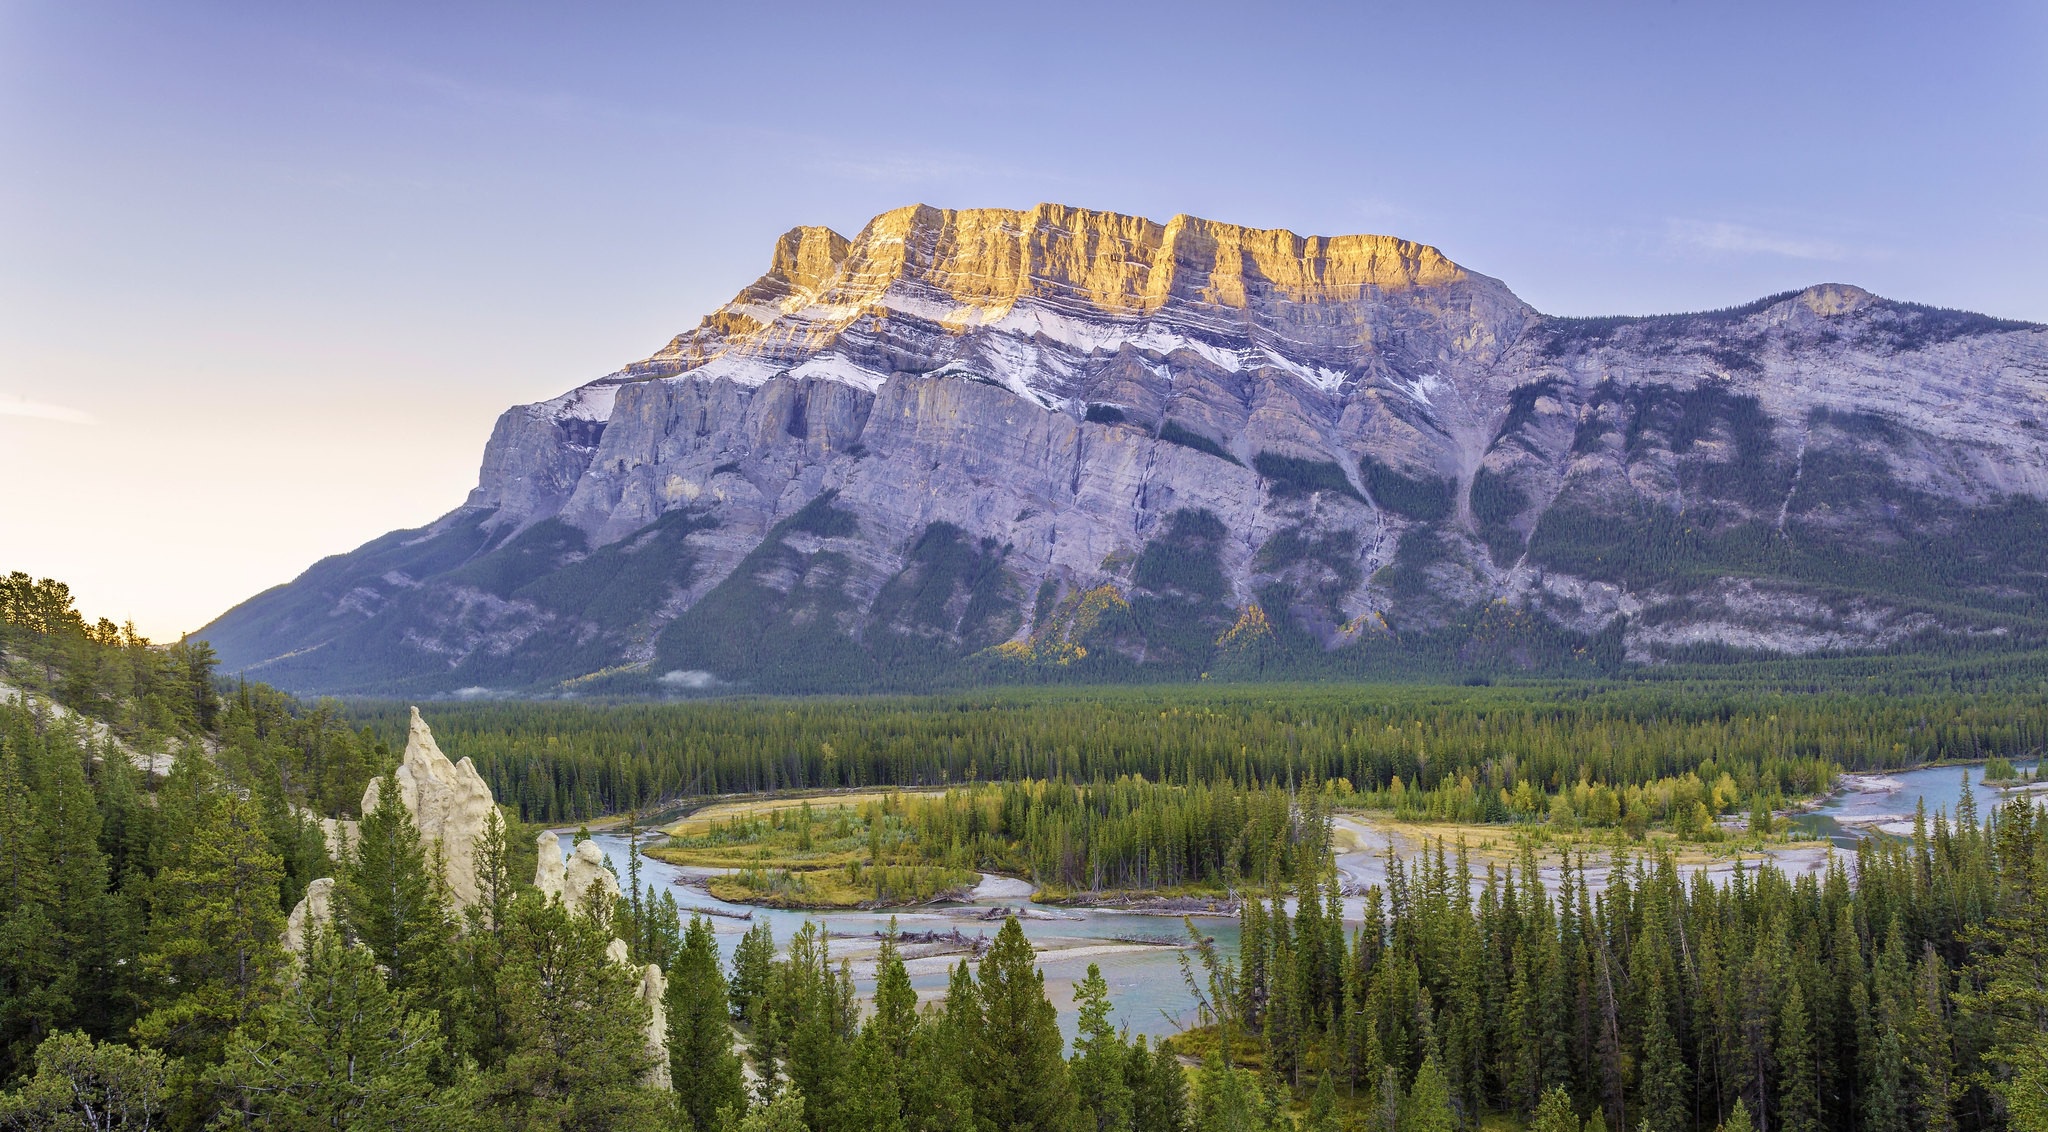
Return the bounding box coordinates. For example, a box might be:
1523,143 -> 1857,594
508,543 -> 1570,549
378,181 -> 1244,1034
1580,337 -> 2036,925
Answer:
3,1 -> 2044,639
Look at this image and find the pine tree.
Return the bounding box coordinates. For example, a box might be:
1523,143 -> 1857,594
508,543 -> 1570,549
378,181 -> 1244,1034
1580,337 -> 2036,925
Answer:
480,892 -> 663,1132
1303,1074 -> 1340,1132
0,726 -> 71,1078
135,790 -> 287,1068
733,1083 -> 809,1132
1636,967 -> 1688,1132
769,922 -> 855,1131
900,1004 -> 977,1132
334,771 -> 455,1001
208,923 -> 464,1129
1720,1098 -> 1755,1132
968,917 -> 1077,1132
1902,945 -> 1955,1132
1072,963 -> 1132,1132
667,914 -> 744,1131
867,927 -> 918,1061
1190,1053 -> 1279,1132
0,1029 -> 167,1130
1954,801 -> 2047,1132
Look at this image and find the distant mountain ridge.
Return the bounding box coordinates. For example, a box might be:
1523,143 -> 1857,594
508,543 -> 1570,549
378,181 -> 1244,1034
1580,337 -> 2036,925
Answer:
197,203 -> 2048,694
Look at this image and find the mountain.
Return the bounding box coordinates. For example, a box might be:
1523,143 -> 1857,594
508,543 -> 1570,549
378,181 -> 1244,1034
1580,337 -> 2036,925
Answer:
197,203 -> 2048,694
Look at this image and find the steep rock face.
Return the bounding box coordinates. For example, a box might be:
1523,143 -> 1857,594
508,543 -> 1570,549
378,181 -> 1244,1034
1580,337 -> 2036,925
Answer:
361,708 -> 498,908
200,204 -> 2048,692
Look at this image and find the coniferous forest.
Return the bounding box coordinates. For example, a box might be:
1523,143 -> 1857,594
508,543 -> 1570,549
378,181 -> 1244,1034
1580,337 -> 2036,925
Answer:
4,571 -> 2048,1131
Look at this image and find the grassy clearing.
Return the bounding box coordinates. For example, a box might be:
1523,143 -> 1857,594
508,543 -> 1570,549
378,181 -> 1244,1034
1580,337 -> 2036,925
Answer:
704,863 -> 977,909
1335,811 -> 1831,868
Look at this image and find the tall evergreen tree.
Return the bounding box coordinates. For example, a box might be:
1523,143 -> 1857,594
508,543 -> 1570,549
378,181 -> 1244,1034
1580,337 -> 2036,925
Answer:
1071,964 -> 1132,1132
1403,1054 -> 1456,1132
729,921 -> 775,1026
1190,1054 -> 1279,1132
333,772 -> 455,1002
1533,1085 -> 1580,1132
479,893 -> 663,1132
135,790 -> 287,1069
968,917 -> 1076,1132
1776,981 -> 1819,1132
666,915 -> 744,1131
208,925 -> 464,1130
1124,1036 -> 1187,1132
866,928 -> 917,1062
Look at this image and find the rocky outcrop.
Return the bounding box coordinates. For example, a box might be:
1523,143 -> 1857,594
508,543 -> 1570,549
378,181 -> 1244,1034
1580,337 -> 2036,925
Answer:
361,708 -> 498,909
536,831 -> 669,1089
636,962 -> 670,1091
283,876 -> 335,954
533,833 -> 623,910
534,829 -> 567,899
199,203 -> 2048,691
288,717 -> 674,1090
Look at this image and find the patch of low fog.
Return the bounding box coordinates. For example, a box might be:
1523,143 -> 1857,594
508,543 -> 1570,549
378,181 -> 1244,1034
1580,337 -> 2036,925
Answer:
658,669 -> 721,689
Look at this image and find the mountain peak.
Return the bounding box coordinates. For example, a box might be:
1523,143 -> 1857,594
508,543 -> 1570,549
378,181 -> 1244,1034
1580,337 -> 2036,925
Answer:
198,205 -> 2048,695
634,202 -> 1522,400
1793,282 -> 1876,317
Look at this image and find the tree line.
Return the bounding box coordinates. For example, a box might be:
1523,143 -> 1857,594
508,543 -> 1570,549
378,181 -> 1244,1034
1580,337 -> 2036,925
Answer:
349,686 -> 2048,823
874,777 -> 1323,894
1185,782 -> 2048,1132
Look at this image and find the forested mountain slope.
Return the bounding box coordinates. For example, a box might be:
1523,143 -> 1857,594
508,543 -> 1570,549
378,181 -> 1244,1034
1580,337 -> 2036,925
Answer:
198,204 -> 2048,694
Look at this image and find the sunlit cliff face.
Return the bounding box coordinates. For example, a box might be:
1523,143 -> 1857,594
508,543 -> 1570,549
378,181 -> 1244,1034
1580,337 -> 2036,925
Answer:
633,203 -> 1523,396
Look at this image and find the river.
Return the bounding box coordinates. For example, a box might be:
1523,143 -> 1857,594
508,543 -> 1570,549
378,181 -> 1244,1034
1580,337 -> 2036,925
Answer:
584,759 -> 2039,1043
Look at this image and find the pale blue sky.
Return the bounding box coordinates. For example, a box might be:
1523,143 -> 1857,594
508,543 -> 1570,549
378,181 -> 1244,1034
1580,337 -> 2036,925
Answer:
2,1 -> 2044,636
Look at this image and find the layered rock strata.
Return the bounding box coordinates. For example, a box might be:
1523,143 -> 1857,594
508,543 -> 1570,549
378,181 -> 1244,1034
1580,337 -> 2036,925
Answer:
200,204 -> 2048,690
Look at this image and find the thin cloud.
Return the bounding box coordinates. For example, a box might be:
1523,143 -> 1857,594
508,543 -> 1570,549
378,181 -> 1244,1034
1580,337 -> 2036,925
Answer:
0,396 -> 95,425
1664,219 -> 1857,262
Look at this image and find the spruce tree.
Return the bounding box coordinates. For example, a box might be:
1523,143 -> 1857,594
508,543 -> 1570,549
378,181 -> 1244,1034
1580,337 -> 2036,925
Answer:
1303,1074 -> 1340,1132
729,920 -> 775,1025
770,922 -> 855,1130
480,892 -> 663,1132
968,917 -> 1076,1132
735,1084 -> 809,1132
1533,1085 -> 1580,1132
900,1006 -> 977,1132
1125,1036 -> 1188,1132
208,924 -> 464,1129
1190,1053 -> 1279,1132
334,771 -> 455,1002
1402,1054 -> 1456,1132
667,914 -> 744,1131
0,727 -> 68,1078
1071,963 -> 1132,1132
1902,946 -> 1955,1132
135,790 -> 287,1068
1776,981 -> 1819,1132
866,928 -> 917,1061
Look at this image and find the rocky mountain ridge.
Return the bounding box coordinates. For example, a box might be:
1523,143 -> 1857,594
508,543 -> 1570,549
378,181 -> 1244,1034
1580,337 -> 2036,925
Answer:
198,204 -> 2048,693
